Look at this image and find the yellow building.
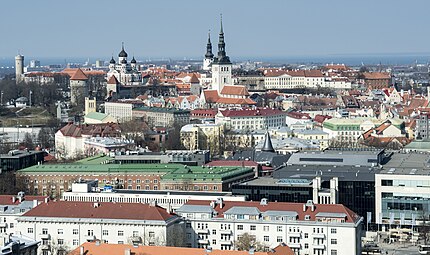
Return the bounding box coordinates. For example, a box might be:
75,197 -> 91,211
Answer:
180,123 -> 224,156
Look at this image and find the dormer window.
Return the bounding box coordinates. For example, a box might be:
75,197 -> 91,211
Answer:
304,215 -> 311,221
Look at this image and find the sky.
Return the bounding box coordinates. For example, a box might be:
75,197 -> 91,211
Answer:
1,0 -> 430,60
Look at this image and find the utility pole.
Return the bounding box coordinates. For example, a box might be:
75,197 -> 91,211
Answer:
29,90 -> 32,107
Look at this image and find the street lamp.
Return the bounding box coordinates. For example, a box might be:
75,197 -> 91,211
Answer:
1,91 -> 3,106
29,90 -> 32,107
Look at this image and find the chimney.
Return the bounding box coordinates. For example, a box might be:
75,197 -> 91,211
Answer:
80,246 -> 85,255
12,197 -> 16,203
44,197 -> 49,203
216,198 -> 223,209
95,240 -> 101,246
205,247 -> 212,254
124,248 -> 131,255
32,200 -> 38,208
166,203 -> 172,214
93,202 -> 100,208
303,204 -> 306,212
18,196 -> 23,203
149,200 -> 157,207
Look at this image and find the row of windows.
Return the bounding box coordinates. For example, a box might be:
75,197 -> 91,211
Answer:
35,228 -> 153,237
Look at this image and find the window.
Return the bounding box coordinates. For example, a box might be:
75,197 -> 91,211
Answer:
212,229 -> 216,235
263,226 -> 269,231
331,228 -> 337,234
149,232 -> 155,238
212,239 -> 216,245
277,236 -> 283,242
136,179 -> 141,184
250,225 -> 256,231
58,239 -> 64,245
42,228 -> 48,235
187,233 -> 191,240
118,231 -> 124,236
87,230 -> 94,236
58,229 -> 63,235
133,231 -> 139,237
73,239 -> 79,246
277,226 -> 282,232
27,228 -> 33,234
186,222 -> 192,228
73,229 -> 78,235
118,241 -> 124,244
153,179 -> 158,184
9,223 -> 13,228
264,236 -> 269,242
331,250 -> 337,255
304,233 -> 308,238
102,230 -> 109,236
331,239 -> 337,245
237,225 -> 243,230
305,243 -> 309,249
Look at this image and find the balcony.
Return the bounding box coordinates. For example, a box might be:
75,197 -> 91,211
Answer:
84,235 -> 96,241
198,239 -> 209,244
0,223 -> 7,228
39,234 -> 50,240
312,233 -> 325,239
288,232 -> 301,238
313,244 -> 325,250
219,229 -> 232,235
196,229 -> 209,234
288,243 -> 301,249
130,236 -> 142,243
40,244 -> 51,250
220,240 -> 233,245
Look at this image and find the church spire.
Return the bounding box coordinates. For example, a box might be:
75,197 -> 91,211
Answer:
261,131 -> 275,152
205,30 -> 214,59
216,14 -> 230,64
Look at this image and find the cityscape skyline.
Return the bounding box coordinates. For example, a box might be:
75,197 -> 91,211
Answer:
1,0 -> 430,59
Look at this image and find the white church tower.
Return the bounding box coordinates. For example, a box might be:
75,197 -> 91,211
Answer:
203,31 -> 214,71
211,16 -> 232,92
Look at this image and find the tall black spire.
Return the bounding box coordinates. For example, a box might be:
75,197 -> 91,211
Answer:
205,30 -> 214,59
119,42 -> 128,58
215,14 -> 230,64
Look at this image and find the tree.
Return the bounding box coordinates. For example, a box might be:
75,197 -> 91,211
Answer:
235,233 -> 264,251
21,133 -> 34,149
47,238 -> 70,255
418,210 -> 430,245
38,127 -> 54,148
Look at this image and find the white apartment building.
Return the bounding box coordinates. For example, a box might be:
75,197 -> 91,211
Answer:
0,193 -> 47,236
216,108 -> 286,131
104,101 -> 133,123
176,199 -> 363,255
16,201 -> 181,255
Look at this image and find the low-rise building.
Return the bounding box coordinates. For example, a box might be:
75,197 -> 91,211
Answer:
0,150 -> 45,173
375,153 -> 430,228
180,123 -> 224,155
0,193 -> 48,236
133,107 -> 190,127
176,199 -> 363,255
216,108 -> 286,131
16,201 -> 180,253
0,235 -> 39,255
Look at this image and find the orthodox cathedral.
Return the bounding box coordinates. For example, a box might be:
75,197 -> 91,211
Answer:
107,43 -> 141,86
200,18 -> 255,108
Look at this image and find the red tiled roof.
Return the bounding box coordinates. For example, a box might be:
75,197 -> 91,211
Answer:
59,123 -> 82,137
70,242 -> 272,255
185,200 -> 361,223
220,85 -> 249,96
0,195 -> 48,205
220,108 -> 284,117
70,68 -> 88,81
363,72 -> 390,80
189,73 -> 200,83
286,111 -> 311,119
191,109 -> 217,118
107,75 -> 120,85
23,201 -> 176,221
314,114 -> 332,124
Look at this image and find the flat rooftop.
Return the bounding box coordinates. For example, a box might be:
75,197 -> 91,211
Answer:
379,152 -> 430,175
238,177 -> 313,187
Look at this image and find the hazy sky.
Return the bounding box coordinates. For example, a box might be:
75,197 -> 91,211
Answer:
1,0 -> 430,59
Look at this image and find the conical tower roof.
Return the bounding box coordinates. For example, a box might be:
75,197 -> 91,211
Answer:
261,131 -> 275,152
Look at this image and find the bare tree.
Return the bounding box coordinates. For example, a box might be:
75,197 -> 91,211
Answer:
47,238 -> 70,255
235,233 -> 264,251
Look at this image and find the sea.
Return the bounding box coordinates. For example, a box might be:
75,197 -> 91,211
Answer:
1,54 -> 430,68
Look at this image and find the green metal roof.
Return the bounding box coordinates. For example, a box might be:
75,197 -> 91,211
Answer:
85,112 -> 110,121
75,154 -> 113,165
18,162 -> 253,182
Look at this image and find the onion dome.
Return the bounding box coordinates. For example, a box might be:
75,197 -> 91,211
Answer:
110,56 -> 116,64
118,43 -> 128,58
131,56 -> 136,64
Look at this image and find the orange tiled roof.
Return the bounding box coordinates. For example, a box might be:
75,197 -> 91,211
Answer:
69,242 -> 277,255
363,72 -> 390,80
220,85 -> 249,96
107,75 -> 120,85
70,68 -> 88,81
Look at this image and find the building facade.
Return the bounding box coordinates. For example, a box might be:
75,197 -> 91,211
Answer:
176,199 -> 363,255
